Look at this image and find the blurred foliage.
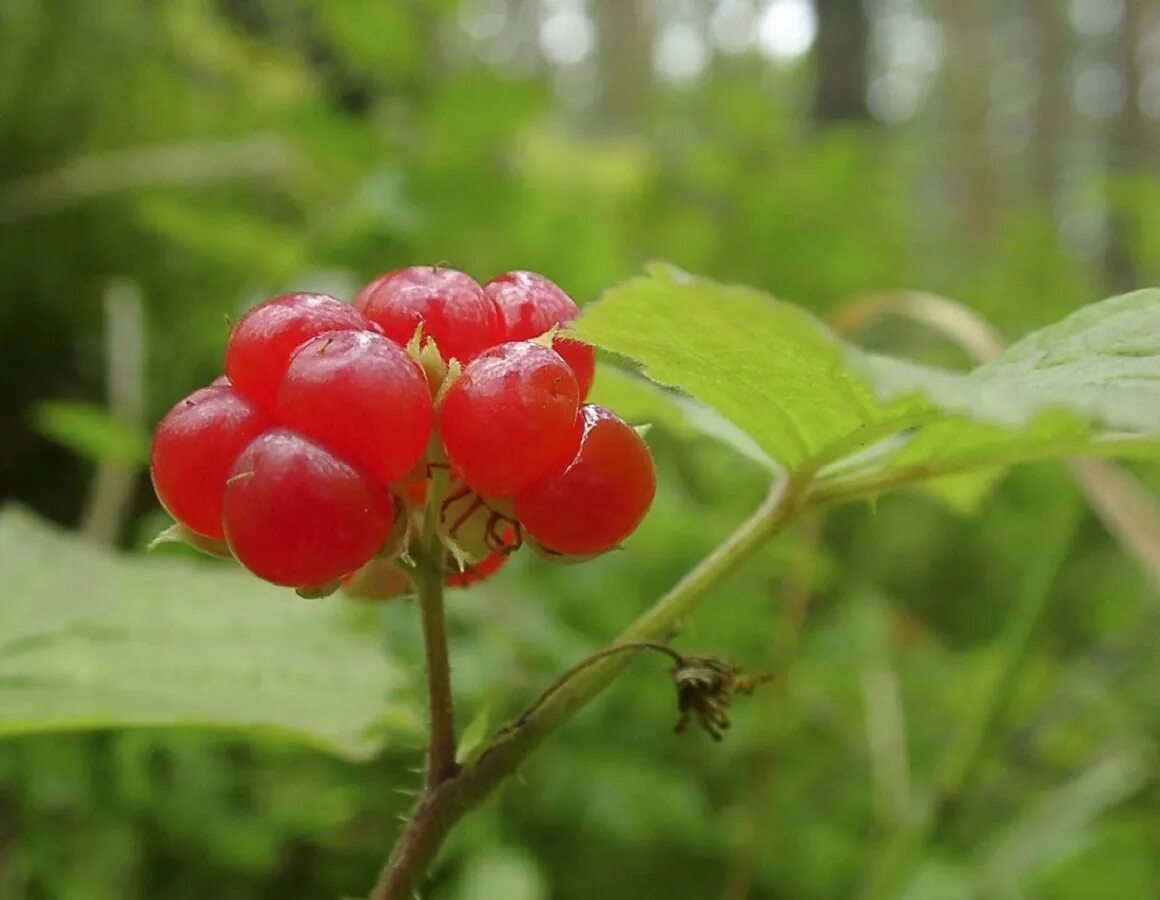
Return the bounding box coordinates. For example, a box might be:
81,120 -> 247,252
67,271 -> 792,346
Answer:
2,1 -> 1160,899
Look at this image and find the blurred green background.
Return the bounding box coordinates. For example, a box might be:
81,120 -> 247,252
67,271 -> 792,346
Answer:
2,0 -> 1160,898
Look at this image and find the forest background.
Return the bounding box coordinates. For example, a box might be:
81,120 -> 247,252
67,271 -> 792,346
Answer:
2,1 -> 1160,898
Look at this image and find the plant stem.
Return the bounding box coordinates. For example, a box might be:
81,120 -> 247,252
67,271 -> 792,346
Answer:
371,475 -> 457,900
414,541 -> 457,790
370,475 -> 807,899
414,466 -> 457,790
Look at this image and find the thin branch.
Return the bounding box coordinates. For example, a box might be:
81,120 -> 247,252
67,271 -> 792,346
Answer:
827,289 -> 1004,361
503,641 -> 685,732
370,475 -> 808,899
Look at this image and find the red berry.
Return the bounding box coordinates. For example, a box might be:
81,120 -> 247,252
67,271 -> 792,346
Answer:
225,293 -> 370,409
446,550 -> 510,588
484,271 -> 595,398
354,266 -> 501,364
438,342 -> 581,497
275,330 -> 433,484
150,384 -> 272,540
222,428 -> 395,587
514,404 -> 655,556
549,340 -> 595,401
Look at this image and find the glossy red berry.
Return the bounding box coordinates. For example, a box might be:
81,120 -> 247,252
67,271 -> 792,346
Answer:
275,329 -> 433,484
514,404 -> 655,556
150,384 -> 272,540
225,293 -> 370,409
222,428 -> 395,587
438,341 -> 581,497
354,266 -> 501,364
484,271 -> 595,398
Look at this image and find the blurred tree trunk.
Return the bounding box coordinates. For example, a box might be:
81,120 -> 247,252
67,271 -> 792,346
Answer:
812,0 -> 870,122
1112,0 -> 1146,172
1030,0 -> 1068,204
592,0 -> 652,131
939,0 -> 994,249
1146,5 -> 1160,160
515,0 -> 551,75
1104,0 -> 1146,291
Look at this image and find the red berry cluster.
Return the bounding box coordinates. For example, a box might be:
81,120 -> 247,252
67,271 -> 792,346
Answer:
150,267 -> 656,595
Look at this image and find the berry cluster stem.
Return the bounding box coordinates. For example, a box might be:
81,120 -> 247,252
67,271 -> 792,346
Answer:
370,474 -> 808,899
414,471 -> 458,790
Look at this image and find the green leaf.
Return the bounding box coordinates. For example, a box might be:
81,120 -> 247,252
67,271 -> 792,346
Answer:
838,291 -> 1160,495
575,267 -> 1160,502
574,264 -> 896,473
30,400 -> 150,465
973,289 -> 1160,430
0,506 -> 421,759
859,289 -> 1160,433
588,364 -> 774,469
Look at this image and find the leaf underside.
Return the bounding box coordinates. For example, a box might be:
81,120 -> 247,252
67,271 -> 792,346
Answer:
0,506 -> 421,759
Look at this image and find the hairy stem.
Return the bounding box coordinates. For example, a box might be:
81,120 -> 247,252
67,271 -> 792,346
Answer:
415,473 -> 457,791
371,476 -> 806,899
371,477 -> 457,900
415,548 -> 457,791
